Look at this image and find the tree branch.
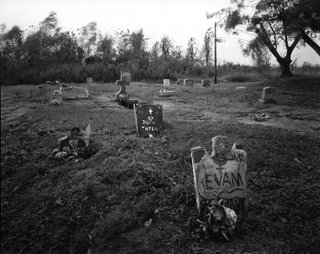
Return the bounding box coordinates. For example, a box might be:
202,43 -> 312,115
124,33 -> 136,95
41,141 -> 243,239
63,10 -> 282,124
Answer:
301,30 -> 320,56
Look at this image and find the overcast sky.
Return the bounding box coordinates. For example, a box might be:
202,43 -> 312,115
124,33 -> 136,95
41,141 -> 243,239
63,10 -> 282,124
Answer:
0,0 -> 319,66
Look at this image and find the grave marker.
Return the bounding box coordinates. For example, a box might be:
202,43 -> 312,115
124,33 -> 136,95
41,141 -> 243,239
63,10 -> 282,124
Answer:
259,86 -> 275,103
86,77 -> 93,83
134,103 -> 163,138
184,78 -> 193,86
191,135 -> 248,222
115,76 -> 130,101
163,79 -> 171,88
201,79 -> 211,87
176,78 -> 183,85
51,89 -> 62,105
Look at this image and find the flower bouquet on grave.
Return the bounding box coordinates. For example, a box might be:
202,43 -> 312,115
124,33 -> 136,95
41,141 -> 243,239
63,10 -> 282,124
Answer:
197,199 -> 237,241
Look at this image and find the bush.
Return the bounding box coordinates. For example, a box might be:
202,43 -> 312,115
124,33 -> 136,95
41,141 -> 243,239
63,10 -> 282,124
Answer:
223,71 -> 262,82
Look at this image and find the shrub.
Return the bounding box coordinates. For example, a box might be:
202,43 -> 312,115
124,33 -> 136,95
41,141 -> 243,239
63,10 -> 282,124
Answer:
223,71 -> 262,82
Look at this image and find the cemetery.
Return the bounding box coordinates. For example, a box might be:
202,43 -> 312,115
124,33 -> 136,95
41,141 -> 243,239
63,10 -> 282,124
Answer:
1,76 -> 320,253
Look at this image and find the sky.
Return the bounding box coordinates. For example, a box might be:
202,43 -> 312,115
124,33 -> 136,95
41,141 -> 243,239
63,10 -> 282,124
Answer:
0,0 -> 319,66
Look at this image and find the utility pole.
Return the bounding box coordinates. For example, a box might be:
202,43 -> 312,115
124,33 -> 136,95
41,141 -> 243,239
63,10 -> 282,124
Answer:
213,15 -> 227,84
214,22 -> 217,84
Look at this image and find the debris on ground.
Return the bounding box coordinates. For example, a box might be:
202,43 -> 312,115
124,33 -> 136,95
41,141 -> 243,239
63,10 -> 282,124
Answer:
253,112 -> 271,122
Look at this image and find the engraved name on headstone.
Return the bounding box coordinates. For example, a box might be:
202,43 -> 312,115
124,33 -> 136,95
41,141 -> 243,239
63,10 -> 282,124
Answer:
134,103 -> 163,138
191,135 -> 248,222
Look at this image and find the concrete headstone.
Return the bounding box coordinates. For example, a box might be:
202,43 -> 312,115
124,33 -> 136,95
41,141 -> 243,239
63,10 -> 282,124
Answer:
134,103 -> 163,138
191,135 -> 248,222
259,86 -> 275,103
184,78 -> 193,86
163,79 -> 171,88
115,76 -> 130,101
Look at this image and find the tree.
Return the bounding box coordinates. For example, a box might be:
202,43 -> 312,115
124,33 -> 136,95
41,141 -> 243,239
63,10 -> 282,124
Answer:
287,0 -> 320,55
97,34 -> 115,64
202,28 -> 214,67
78,21 -> 98,61
208,0 -> 319,76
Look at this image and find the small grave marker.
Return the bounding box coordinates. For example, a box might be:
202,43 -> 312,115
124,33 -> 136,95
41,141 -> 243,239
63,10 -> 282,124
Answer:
51,89 -> 62,105
191,135 -> 248,222
163,79 -> 171,88
259,86 -> 275,103
134,103 -> 163,138
201,79 -> 211,87
86,77 -> 93,83
184,78 -> 193,86
176,78 -> 183,85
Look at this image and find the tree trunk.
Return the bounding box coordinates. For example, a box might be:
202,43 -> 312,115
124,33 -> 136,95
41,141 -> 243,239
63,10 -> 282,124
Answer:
278,57 -> 293,76
301,31 -> 320,56
281,61 -> 293,76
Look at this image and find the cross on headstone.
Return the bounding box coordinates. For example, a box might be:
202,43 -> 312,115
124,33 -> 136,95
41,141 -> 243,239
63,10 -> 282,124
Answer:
190,135 -> 248,223
115,74 -> 131,101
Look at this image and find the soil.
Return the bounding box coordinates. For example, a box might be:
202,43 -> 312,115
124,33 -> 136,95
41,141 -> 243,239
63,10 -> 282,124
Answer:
1,76 -> 320,253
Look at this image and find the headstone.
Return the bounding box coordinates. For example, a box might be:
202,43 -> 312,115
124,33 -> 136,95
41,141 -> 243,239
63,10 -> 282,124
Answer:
201,79 -> 211,87
163,79 -> 170,88
121,72 -> 131,82
86,77 -> 93,83
184,78 -> 193,86
62,86 -> 89,100
176,78 -> 183,85
259,86 -> 275,103
115,76 -> 130,101
134,103 -> 163,138
190,135 -> 248,222
51,89 -> 62,105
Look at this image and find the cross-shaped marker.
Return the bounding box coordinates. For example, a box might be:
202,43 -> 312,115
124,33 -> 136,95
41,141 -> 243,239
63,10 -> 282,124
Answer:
149,108 -> 153,115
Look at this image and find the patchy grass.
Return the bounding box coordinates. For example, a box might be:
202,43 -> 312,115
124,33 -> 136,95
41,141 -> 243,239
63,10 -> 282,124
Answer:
1,77 -> 320,253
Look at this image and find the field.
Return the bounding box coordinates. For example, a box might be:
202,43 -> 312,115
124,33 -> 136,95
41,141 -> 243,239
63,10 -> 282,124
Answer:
1,76 -> 320,254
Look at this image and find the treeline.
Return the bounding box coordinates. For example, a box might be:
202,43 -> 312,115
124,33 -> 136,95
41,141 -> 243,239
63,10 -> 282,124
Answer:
0,11 -> 318,85
0,11 -> 217,85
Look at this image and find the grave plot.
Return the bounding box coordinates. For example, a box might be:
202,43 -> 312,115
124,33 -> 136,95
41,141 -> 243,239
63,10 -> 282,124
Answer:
134,103 -> 164,138
159,78 -> 177,97
62,86 -> 89,100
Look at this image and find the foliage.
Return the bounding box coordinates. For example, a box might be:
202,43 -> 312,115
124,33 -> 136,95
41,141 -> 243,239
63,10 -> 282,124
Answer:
0,10 -> 319,85
208,0 -> 320,76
